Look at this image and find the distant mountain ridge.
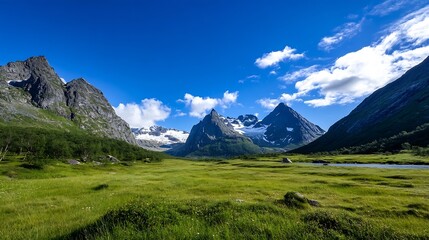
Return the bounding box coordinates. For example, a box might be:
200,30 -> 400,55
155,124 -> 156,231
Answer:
169,104 -> 324,157
132,126 -> 189,151
295,55 -> 429,153
0,56 -> 136,144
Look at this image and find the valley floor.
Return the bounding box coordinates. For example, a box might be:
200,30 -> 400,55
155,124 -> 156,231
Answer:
1,154 -> 428,239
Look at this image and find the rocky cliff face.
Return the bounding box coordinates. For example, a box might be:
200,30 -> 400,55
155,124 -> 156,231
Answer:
296,55 -> 429,153
0,56 -> 136,144
237,114 -> 258,127
0,56 -> 69,117
65,78 -> 136,144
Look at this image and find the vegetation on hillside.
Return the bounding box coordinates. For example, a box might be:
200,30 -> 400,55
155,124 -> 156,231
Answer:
323,123 -> 429,155
186,138 -> 261,158
0,125 -> 166,164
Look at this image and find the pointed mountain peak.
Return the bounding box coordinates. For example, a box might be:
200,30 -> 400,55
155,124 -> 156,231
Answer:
204,109 -> 220,121
67,78 -> 91,86
274,102 -> 291,111
26,56 -> 48,63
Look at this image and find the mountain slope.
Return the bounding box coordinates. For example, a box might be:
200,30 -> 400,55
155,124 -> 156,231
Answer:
253,103 -> 324,148
170,109 -> 261,157
65,78 -> 136,144
296,56 -> 429,153
0,56 -> 136,144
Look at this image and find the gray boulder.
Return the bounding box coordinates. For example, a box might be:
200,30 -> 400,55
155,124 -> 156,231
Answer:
68,159 -> 81,165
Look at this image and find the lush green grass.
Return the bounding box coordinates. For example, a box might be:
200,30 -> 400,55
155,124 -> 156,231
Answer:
284,152 -> 429,164
1,154 -> 428,239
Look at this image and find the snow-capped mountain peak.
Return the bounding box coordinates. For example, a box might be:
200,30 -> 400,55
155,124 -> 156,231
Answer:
132,126 -> 189,151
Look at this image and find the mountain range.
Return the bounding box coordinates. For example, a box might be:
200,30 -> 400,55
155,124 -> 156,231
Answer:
2,55 -> 428,158
169,103 -> 324,157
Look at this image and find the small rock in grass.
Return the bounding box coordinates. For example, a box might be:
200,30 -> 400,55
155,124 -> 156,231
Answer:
308,199 -> 321,207
68,159 -> 81,165
284,192 -> 320,208
282,158 -> 293,163
107,155 -> 120,163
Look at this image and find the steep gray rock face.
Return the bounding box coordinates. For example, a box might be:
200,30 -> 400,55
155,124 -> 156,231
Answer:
0,56 -> 136,145
0,56 -> 69,117
238,114 -> 258,126
65,78 -> 136,144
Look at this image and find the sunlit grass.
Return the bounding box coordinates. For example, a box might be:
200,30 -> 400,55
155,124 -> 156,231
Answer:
0,154 -> 428,239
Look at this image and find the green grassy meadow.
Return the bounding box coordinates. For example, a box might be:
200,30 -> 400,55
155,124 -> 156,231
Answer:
1,154 -> 429,239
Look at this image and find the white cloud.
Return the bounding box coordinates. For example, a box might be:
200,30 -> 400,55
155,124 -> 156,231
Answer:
257,92 -> 303,110
239,75 -> 260,83
114,98 -> 171,128
174,110 -> 186,117
279,65 -> 318,82
265,6 -> 429,108
280,93 -> 303,103
255,45 -> 304,68
256,98 -> 280,110
221,91 -> 238,105
318,20 -> 364,51
269,70 -> 277,75
179,91 -> 239,118
369,0 -> 420,16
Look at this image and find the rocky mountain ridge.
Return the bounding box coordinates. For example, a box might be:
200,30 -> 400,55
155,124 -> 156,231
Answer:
0,56 -> 136,144
225,103 -> 324,150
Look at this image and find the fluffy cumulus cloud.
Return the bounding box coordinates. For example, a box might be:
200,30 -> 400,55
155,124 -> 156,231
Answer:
280,65 -> 318,82
257,93 -> 302,110
179,91 -> 238,118
114,98 -> 171,128
256,98 -> 280,110
255,45 -> 304,68
260,6 -> 429,108
318,20 -> 364,51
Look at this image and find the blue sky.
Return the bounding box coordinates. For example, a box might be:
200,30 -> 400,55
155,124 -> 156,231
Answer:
1,0 -> 429,131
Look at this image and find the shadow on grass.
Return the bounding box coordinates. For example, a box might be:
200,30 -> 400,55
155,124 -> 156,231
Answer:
92,184 -> 109,191
58,198 -> 422,240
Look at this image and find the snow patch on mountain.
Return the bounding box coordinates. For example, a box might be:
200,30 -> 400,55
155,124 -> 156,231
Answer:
132,126 -> 189,145
7,79 -> 26,85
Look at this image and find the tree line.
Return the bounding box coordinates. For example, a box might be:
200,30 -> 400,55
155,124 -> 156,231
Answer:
0,125 -> 167,163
